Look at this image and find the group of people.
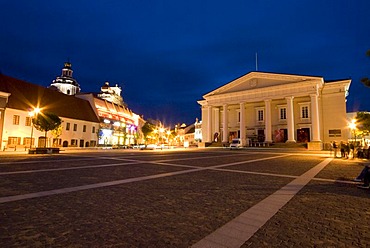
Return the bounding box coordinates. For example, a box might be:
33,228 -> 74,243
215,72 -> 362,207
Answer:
331,141 -> 370,189
332,141 -> 369,159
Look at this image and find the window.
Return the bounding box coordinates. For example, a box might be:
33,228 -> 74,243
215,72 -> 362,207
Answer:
329,129 -> 341,137
13,115 -> 20,125
279,108 -> 287,120
8,137 -> 21,146
73,124 -> 77,131
23,137 -> 33,147
90,140 -> 97,147
301,106 -> 309,119
66,123 -> 70,131
92,126 -> 96,133
83,125 -> 86,132
71,139 -> 78,146
25,116 -> 32,126
53,138 -> 62,146
257,109 -> 264,121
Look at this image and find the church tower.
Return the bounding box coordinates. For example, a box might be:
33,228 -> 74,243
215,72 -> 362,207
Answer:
49,62 -> 81,95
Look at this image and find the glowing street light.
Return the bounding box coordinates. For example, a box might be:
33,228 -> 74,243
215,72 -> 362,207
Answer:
349,119 -> 357,143
28,107 -> 41,149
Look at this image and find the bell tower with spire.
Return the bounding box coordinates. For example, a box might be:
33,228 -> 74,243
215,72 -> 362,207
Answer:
49,62 -> 81,95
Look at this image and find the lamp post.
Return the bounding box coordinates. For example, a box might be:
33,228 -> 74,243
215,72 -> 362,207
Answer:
28,107 -> 40,149
159,127 -> 164,149
166,130 -> 171,148
28,111 -> 34,149
349,119 -> 357,143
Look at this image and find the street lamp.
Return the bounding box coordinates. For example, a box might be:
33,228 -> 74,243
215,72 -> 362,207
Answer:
159,127 -> 165,149
166,130 -> 171,148
349,119 -> 357,143
28,107 -> 40,149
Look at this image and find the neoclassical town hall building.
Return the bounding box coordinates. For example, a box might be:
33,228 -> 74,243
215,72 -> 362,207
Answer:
198,72 -> 351,150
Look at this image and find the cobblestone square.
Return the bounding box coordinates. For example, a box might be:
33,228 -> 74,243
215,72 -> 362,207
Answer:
0,149 -> 369,247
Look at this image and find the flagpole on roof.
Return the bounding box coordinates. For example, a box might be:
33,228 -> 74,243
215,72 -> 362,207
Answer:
255,52 -> 258,71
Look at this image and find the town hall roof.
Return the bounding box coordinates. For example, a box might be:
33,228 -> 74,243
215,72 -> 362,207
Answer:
0,74 -> 100,123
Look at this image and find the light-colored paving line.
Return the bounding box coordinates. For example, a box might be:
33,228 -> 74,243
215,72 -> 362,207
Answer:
0,161 -> 138,175
191,157 -> 333,248
0,168 -> 204,204
96,152 -> 255,163
0,154 -> 290,204
0,157 -> 100,165
0,152 -> 285,176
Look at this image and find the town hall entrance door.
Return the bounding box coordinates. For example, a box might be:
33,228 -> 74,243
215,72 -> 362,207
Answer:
257,129 -> 265,142
297,128 -> 310,143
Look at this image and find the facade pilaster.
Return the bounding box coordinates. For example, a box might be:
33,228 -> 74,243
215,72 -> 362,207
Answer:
264,99 -> 272,143
285,96 -> 296,143
239,102 -> 246,146
222,104 -> 228,143
310,94 -> 321,142
214,107 -> 220,140
207,105 -> 213,143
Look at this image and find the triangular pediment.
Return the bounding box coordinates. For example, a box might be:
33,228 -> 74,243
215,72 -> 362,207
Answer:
204,72 -> 323,98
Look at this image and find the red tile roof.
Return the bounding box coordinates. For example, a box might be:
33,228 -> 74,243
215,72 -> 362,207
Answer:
0,74 -> 100,123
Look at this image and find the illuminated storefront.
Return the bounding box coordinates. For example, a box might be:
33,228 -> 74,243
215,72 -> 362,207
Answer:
77,93 -> 144,147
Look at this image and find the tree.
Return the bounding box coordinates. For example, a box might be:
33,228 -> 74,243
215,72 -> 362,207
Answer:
141,121 -> 155,145
361,50 -> 370,87
355,112 -> 370,138
32,112 -> 62,147
50,124 -> 63,147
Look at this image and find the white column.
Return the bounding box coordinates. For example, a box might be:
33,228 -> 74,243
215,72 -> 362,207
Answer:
222,104 -> 228,143
207,105 -> 213,143
310,94 -> 321,142
264,99 -> 272,143
214,107 -> 220,140
286,96 -> 296,143
240,102 -> 246,146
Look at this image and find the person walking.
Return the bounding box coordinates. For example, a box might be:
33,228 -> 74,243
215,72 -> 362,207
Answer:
332,141 -> 339,158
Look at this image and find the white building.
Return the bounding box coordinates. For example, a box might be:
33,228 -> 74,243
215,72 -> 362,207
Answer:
198,72 -> 351,150
0,74 -> 100,150
49,62 -> 145,147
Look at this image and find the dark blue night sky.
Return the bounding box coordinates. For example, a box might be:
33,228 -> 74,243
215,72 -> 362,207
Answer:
1,1 -> 370,126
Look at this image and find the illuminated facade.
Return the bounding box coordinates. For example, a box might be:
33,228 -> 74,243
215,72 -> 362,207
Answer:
77,85 -> 145,146
49,62 -> 145,147
0,74 -> 100,150
198,72 -> 351,150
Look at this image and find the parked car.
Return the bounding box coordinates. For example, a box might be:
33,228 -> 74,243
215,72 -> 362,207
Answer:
140,144 -> 157,150
229,138 -> 242,149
